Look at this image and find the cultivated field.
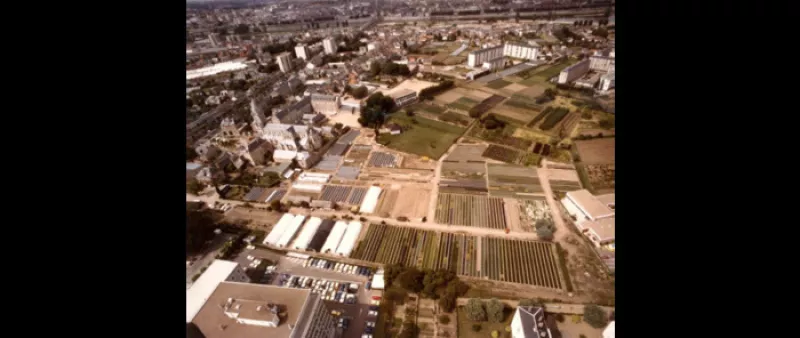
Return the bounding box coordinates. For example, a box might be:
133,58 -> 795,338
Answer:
368,151 -> 400,168
482,145 -> 541,166
434,193 -> 507,229
441,162 -> 486,179
319,185 -> 353,203
517,199 -> 553,232
348,187 -> 368,205
344,144 -> 373,167
574,138 -> 615,165
487,163 -> 544,198
480,237 -> 564,290
444,144 -> 489,162
351,224 -> 468,272
378,114 -> 465,160
468,122 -> 533,151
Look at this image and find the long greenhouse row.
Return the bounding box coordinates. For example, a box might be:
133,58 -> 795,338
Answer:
262,213 -> 363,257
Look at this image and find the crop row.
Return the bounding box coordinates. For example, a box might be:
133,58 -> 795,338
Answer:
434,193 -> 507,229
350,223 -> 387,261
480,237 -> 564,290
319,185 -> 353,203
348,187 -> 367,205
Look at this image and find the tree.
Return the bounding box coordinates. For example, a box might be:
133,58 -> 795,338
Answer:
352,86 -> 369,99
234,24 -> 249,35
270,199 -> 282,211
398,322 -> 420,338
397,267 -> 425,293
465,299 -> 487,322
370,61 -> 382,76
583,305 -> 608,328
332,85 -> 340,93
471,324 -> 482,332
518,299 -> 541,307
187,145 -> 199,161
186,207 -> 219,255
438,315 -> 450,324
438,292 -> 457,313
556,313 -> 565,322
384,263 -> 406,288
486,299 -> 506,323
187,179 -> 205,195
491,330 -> 499,338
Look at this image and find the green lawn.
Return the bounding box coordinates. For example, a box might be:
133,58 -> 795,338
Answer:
532,60 -> 577,80
486,79 -> 512,89
410,102 -> 447,115
447,97 -> 479,111
456,306 -> 515,338
378,114 -> 466,159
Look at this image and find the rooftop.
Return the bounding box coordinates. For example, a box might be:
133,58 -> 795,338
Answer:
187,260 -> 241,323
566,189 -> 615,221
192,282 -> 313,338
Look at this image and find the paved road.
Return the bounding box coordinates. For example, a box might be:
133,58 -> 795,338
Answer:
536,168 -> 570,242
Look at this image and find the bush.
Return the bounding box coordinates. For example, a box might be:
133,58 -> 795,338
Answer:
556,313 -> 565,322
486,299 -> 505,323
359,217 -> 368,222
438,315 -> 450,324
465,299 -> 487,322
579,335 -> 587,338
583,305 -> 608,328
491,330 -> 499,338
471,324 -> 482,332
536,226 -> 554,241
192,273 -> 201,281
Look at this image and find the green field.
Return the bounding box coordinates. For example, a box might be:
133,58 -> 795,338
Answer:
447,97 -> 479,111
532,60 -> 577,80
486,79 -> 512,89
438,111 -> 472,127
409,102 -> 447,115
378,114 -> 466,159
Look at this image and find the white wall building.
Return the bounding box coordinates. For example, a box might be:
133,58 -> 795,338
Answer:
599,72 -> 615,91
335,221 -> 362,257
561,190 -> 615,250
323,37 -> 338,55
276,215 -> 307,248
558,59 -> 590,84
186,260 -> 251,323
291,217 -> 322,250
359,186 -> 382,214
468,45 -> 504,67
504,42 -> 539,60
311,93 -> 341,116
295,44 -> 311,60
603,321 -> 615,338
589,55 -> 615,72
277,52 -> 293,73
321,221 -> 348,254
264,213 -> 296,246
510,306 -> 552,338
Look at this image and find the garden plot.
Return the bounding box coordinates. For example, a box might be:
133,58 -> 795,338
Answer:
487,163 -> 544,198
347,187 -> 368,205
434,193 -> 507,229
319,185 -> 353,203
517,199 -> 553,232
480,237 -> 565,290
444,144 -> 489,162
574,138 -> 615,165
344,144 -> 373,167
482,145 -> 541,166
368,151 -> 400,168
447,97 -> 480,112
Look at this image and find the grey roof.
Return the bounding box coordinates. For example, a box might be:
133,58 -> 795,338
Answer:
516,306 -> 549,338
326,143 -> 350,156
248,138 -> 268,151
315,155 -> 343,171
336,166 -> 360,180
336,130 -> 360,144
264,162 -> 292,174
244,187 -> 266,201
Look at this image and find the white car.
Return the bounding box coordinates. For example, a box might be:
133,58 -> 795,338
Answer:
246,255 -> 255,261
367,310 -> 378,317
246,245 -> 255,250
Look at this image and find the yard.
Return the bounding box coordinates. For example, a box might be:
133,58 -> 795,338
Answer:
456,306 -> 514,338
378,114 -> 466,160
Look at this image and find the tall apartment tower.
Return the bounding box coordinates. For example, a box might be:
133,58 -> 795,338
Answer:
277,52 -> 293,73
323,37 -> 338,55
295,44 -> 310,60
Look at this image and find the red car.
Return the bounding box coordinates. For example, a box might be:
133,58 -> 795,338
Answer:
372,296 -> 382,300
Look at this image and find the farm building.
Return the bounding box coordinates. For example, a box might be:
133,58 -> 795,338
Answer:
321,221 -> 348,253
292,183 -> 324,192
576,217 -> 615,250
291,216 -> 322,250
310,200 -> 333,209
285,194 -> 312,204
359,186 -> 383,214
335,221 -> 362,256
307,219 -> 335,252
262,213 -> 295,245
296,172 -> 331,184
275,215 -> 307,247
561,189 -> 615,221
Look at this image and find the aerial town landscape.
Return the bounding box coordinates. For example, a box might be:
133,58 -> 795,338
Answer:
185,1 -> 615,338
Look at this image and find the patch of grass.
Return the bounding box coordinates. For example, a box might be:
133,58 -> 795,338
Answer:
378,114 -> 466,159
533,60 -> 577,80
447,102 -> 473,111
410,102 -> 446,115
439,111 -> 472,127
486,79 -> 512,89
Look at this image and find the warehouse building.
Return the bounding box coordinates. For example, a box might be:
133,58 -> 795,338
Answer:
359,186 -> 383,214
291,217 -> 322,250
321,221 -> 348,254
558,59 -> 590,84
335,222 -> 362,257
187,260 -> 251,323
276,215 -> 307,248
263,213 -> 296,246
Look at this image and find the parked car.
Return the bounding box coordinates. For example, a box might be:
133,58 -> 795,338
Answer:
366,322 -> 375,328
367,310 -> 378,317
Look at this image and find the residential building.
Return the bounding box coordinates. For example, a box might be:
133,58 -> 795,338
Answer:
323,37 -> 338,55
272,96 -> 312,124
468,45 -> 503,67
482,57 -> 506,70
190,282 -> 336,338
296,151 -> 321,169
277,52 -> 293,73
295,44 -> 310,61
195,139 -> 222,162
311,93 -> 341,116
504,42 -> 539,60
589,55 -> 615,72
510,306 -> 552,338
557,59 -> 590,84
261,124 -> 323,152
603,321 -> 615,338
246,138 -> 273,166
599,72 -> 615,91
187,162 -> 204,181
187,260 -> 251,323
367,42 -> 379,51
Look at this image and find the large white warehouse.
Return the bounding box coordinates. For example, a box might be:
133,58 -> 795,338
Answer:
321,221 -> 348,253
296,172 -> 331,184
263,213 -> 295,245
292,183 -> 324,192
276,215 -> 307,247
335,221 -> 362,257
359,186 -> 383,214
291,217 -> 322,250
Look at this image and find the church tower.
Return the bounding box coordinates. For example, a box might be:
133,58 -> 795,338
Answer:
250,98 -> 267,135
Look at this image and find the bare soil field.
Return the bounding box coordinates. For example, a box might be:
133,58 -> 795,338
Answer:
343,144 -> 373,167
444,144 -> 489,162
223,207 -> 283,229
504,83 -> 528,93
441,162 -> 486,179
392,186 -> 432,219
401,154 -> 437,170
433,90 -> 464,105
574,138 -> 615,165
492,105 -> 538,125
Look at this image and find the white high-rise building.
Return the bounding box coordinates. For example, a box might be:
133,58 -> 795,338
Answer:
467,45 -> 503,67
504,42 -> 539,60
277,52 -> 293,73
323,37 -> 338,55
295,44 -> 310,60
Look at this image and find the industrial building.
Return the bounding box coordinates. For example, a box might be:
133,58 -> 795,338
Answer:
335,222 -> 362,257
190,282 -> 336,338
558,59 -> 590,84
561,190 -> 615,250
321,221 -> 348,254
186,260 -> 251,323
